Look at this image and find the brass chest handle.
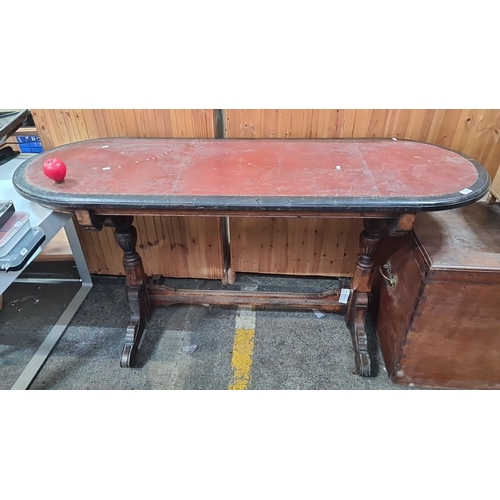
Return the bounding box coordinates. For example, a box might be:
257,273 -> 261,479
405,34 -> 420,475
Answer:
379,262 -> 397,288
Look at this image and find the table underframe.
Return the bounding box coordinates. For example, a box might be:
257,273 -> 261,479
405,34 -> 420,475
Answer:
75,208 -> 415,377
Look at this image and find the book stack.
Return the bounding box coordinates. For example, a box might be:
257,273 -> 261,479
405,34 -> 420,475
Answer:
0,200 -> 45,272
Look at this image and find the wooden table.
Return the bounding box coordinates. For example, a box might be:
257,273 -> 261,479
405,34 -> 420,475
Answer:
12,138 -> 490,376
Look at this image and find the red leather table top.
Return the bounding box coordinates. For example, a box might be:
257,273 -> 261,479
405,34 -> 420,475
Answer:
13,138 -> 489,213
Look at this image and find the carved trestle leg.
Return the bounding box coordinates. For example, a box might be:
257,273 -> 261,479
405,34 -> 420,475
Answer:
347,219 -> 384,377
109,216 -> 152,367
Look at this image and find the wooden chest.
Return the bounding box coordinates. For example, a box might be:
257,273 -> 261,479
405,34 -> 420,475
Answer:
372,200 -> 500,389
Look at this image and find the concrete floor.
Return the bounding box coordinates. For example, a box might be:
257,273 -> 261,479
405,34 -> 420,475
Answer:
0,264 -> 412,390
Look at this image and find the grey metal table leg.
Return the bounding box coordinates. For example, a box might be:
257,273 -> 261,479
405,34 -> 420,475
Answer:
11,218 -> 93,390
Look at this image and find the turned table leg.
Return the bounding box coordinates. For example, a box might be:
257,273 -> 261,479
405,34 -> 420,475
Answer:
110,216 -> 152,367
347,219 -> 384,376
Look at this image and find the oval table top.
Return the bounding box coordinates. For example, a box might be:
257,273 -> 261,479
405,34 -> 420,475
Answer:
13,138 -> 490,213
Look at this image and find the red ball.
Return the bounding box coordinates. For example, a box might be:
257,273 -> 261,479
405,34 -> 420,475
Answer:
42,157 -> 67,183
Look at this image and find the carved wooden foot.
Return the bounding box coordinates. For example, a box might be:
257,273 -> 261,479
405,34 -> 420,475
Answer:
349,292 -> 371,376
111,216 -> 152,368
347,219 -> 384,377
120,286 -> 151,367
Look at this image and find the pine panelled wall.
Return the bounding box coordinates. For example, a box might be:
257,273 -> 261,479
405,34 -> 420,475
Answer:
229,217 -> 361,277
31,109 -> 500,279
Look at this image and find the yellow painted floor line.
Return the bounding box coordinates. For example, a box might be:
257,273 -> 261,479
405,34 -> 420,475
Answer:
228,307 -> 256,390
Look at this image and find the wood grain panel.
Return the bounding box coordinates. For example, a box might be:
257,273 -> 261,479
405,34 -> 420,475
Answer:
36,229 -> 73,261
32,109 -> 217,146
32,110 -> 221,278
75,216 -> 225,279
230,217 -> 363,277
225,109 -> 500,277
